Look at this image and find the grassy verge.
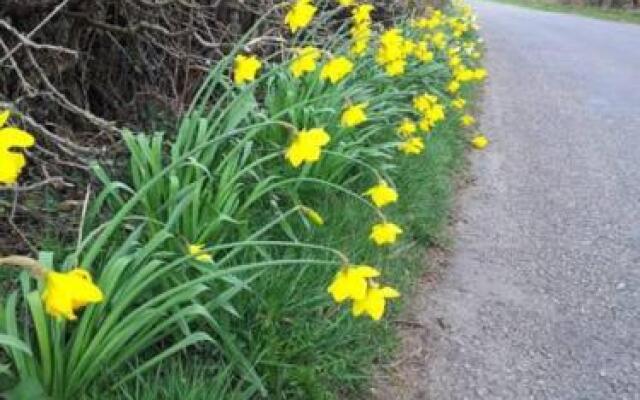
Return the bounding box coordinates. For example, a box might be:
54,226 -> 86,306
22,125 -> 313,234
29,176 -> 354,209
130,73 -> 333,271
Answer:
101,111 -> 468,400
1,2 -> 485,399
488,0 -> 640,24
235,119 -> 467,399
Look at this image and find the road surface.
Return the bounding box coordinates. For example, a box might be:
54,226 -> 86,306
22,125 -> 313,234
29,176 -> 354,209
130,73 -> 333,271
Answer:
378,2 -> 640,399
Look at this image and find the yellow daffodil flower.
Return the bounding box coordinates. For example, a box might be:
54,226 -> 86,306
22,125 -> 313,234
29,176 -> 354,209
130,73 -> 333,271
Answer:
370,222 -> 403,246
301,206 -> 324,226
385,59 -> 406,76
285,0 -> 317,33
449,19 -> 468,37
0,110 -> 35,185
398,137 -> 425,155
290,46 -> 321,78
338,0 -> 355,6
364,180 -> 398,208
427,104 -> 445,124
327,264 -> 380,302
320,57 -> 354,84
379,28 -> 403,47
350,23 -> 371,56
419,117 -> 434,132
233,55 -> 262,85
352,4 -> 374,25
461,114 -> 475,126
452,97 -> 466,109
188,244 -> 213,263
285,128 -> 331,167
455,68 -> 476,82
447,79 -> 461,94
413,17 -> 429,29
351,39 -> 369,56
352,282 -> 400,321
397,118 -> 417,137
474,68 -> 488,80
41,268 -> 104,321
350,23 -> 371,41
431,32 -> 447,49
414,94 -> 445,131
471,134 -> 489,149
414,41 -> 434,63
376,28 -> 404,66
402,39 -> 416,57
413,93 -> 438,114
427,10 -> 443,30
448,55 -> 462,69
341,102 -> 368,127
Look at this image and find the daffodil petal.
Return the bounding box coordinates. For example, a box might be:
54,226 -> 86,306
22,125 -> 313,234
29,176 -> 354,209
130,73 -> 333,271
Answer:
0,127 -> 35,148
380,287 -> 401,298
352,265 -> 380,279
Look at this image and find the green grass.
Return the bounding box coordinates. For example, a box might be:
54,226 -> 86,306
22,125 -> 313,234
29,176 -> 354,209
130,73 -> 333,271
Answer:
89,358 -> 259,400
488,0 -> 640,24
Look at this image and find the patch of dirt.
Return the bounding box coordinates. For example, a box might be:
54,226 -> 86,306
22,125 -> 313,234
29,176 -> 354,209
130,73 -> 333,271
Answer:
368,152 -> 476,400
369,246 -> 451,400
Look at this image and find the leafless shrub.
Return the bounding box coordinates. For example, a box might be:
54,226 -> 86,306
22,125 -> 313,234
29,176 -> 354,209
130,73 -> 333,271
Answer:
0,0 -> 412,253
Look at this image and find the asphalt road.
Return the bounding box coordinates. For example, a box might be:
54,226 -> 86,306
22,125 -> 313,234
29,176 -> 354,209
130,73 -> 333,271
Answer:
379,3 -> 640,399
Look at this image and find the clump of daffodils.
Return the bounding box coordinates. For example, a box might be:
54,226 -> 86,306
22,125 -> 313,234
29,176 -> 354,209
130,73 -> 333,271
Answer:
448,17 -> 470,38
397,118 -> 417,137
327,264 -> 399,321
0,110 -> 35,185
428,9 -> 444,30
376,28 -> 414,77
352,282 -> 400,321
398,136 -> 425,155
349,4 -> 375,57
430,31 -> 447,50
414,40 -> 434,63
413,93 -> 446,133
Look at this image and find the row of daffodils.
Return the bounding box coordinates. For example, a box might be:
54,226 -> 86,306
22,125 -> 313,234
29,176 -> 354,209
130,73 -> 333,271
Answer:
0,0 -> 488,397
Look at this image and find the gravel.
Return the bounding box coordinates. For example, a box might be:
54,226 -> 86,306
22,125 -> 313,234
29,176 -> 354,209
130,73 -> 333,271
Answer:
375,2 -> 640,399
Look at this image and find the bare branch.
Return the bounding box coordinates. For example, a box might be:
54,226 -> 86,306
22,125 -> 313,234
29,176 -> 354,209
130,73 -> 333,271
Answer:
0,0 -> 72,64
